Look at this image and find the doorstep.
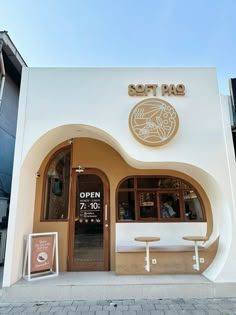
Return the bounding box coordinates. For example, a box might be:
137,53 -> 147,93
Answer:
1,272 -> 236,301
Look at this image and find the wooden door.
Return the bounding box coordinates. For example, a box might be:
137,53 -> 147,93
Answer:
68,168 -> 109,271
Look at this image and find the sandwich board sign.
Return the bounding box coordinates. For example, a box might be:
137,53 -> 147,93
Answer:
23,232 -> 59,281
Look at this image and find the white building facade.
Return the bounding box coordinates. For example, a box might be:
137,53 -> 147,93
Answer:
3,67 -> 236,287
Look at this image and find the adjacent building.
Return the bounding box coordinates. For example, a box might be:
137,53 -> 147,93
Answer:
0,31 -> 26,263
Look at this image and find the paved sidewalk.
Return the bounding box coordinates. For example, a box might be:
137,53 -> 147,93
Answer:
0,298 -> 236,315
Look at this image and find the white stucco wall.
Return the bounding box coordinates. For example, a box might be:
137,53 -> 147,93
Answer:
3,67 -> 236,286
116,222 -> 208,247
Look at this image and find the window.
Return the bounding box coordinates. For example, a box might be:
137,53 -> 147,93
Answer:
117,176 -> 206,222
139,192 -> 157,219
160,193 -> 180,218
118,191 -> 135,220
43,147 -> 71,220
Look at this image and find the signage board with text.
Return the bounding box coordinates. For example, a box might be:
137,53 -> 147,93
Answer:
23,232 -> 59,281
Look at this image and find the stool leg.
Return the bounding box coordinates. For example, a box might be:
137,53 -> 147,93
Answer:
145,241 -> 150,272
193,241 -> 200,271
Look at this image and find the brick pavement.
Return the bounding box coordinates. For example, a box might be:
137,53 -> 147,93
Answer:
0,298 -> 236,314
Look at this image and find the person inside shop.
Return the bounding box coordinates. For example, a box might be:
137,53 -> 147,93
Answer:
161,196 -> 176,218
185,204 -> 197,220
185,204 -> 192,220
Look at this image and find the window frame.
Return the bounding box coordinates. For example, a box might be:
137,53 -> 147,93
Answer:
40,146 -> 71,222
116,175 -> 206,223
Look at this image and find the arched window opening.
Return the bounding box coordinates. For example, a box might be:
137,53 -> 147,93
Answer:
117,176 -> 206,222
43,147 -> 71,220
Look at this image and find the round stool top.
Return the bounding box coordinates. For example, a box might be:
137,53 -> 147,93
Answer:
134,237 -> 160,243
182,236 -> 209,242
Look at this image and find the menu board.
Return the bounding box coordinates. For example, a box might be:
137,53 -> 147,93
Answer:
31,235 -> 54,272
23,232 -> 59,281
78,191 -> 102,223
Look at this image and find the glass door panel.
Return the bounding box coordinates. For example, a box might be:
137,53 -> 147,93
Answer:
69,169 -> 109,271
74,174 -> 103,263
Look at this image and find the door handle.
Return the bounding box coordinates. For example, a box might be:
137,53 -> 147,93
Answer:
105,224 -> 109,228
105,204 -> 108,221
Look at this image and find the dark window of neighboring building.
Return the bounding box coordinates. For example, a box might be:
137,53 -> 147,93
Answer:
43,147 -> 71,220
117,176 -> 206,222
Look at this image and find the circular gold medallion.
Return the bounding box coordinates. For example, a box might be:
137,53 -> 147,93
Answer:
129,98 -> 179,146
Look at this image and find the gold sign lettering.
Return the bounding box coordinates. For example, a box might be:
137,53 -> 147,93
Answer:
176,84 -> 185,95
128,84 -> 158,97
161,84 -> 185,96
128,84 -> 136,96
161,84 -> 169,96
128,84 -> 185,96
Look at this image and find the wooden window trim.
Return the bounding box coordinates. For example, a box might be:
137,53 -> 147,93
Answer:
40,145 -> 71,222
116,175 -> 207,223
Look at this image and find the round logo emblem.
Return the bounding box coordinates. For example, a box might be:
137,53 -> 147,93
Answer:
129,98 -> 179,146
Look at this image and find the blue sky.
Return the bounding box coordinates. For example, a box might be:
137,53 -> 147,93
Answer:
0,0 -> 235,95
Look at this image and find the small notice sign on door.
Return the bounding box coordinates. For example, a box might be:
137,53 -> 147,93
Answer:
23,232 -> 59,281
